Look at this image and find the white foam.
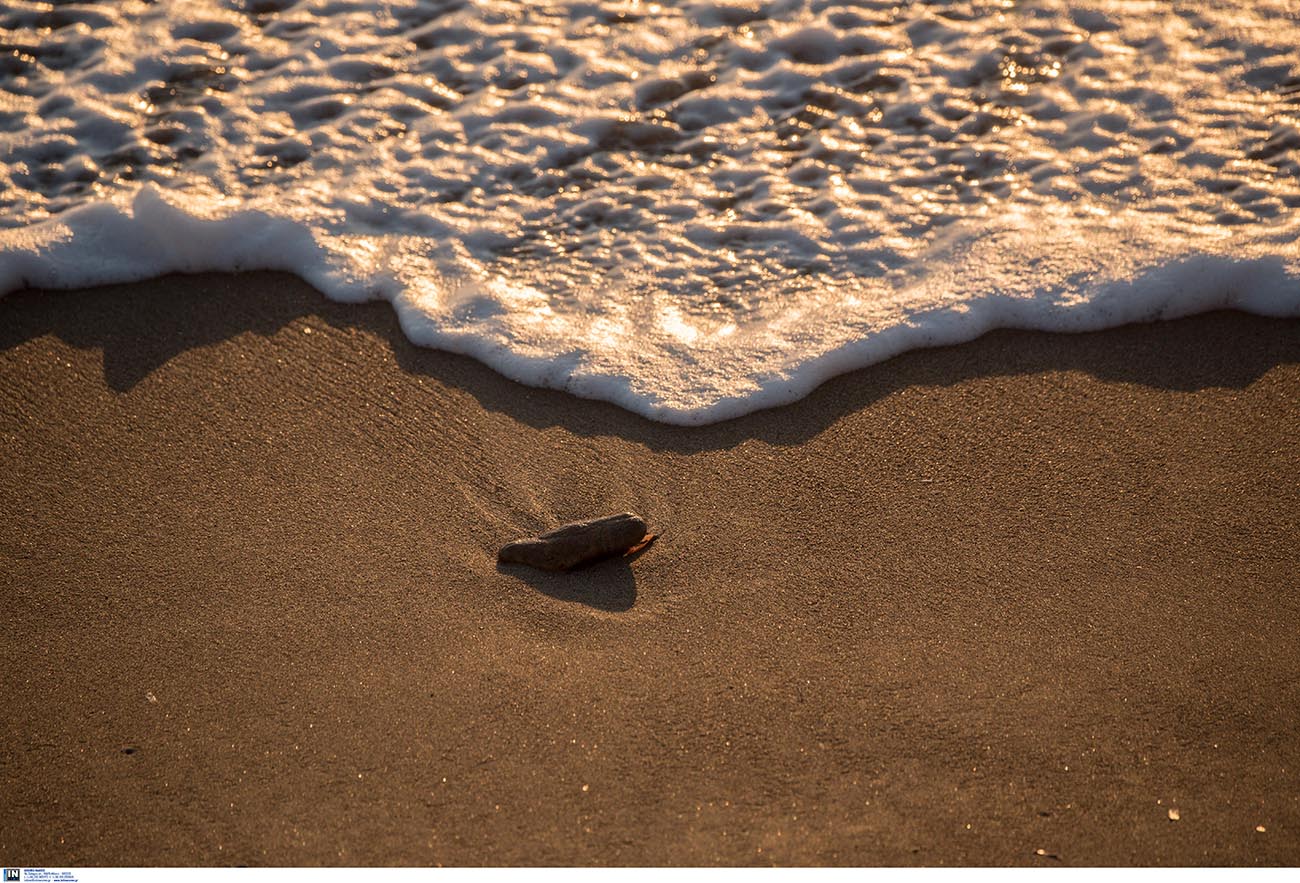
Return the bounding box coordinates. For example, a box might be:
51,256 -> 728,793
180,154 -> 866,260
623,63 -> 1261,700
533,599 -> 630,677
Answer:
1,0 -> 1298,424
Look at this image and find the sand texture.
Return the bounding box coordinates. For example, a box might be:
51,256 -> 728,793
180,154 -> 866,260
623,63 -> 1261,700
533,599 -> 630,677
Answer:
2,273 -> 1298,866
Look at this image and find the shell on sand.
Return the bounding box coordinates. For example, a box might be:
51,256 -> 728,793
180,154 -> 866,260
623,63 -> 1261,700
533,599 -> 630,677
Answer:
498,512 -> 654,572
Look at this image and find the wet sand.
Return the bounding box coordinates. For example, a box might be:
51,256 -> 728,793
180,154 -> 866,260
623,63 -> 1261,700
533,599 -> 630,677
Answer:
1,272 -> 1298,866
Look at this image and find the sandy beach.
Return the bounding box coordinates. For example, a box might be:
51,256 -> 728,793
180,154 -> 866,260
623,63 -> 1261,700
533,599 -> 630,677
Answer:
1,271 -> 1297,866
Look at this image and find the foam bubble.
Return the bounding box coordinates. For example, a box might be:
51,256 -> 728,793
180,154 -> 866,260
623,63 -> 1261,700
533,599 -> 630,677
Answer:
1,0 -> 1298,424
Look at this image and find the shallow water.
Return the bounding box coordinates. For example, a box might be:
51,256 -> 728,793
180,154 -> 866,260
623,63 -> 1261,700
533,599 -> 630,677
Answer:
2,0 -> 1298,422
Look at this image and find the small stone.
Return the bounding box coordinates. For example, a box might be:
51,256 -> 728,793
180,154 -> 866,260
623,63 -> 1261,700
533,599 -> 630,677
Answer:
498,512 -> 654,572
1168,808 -> 1180,821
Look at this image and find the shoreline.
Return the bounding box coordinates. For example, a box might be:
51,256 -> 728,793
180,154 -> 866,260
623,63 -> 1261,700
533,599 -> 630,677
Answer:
2,272 -> 1298,865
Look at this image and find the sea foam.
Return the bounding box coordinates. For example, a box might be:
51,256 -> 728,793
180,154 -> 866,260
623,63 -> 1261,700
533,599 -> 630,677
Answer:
2,0 -> 1298,423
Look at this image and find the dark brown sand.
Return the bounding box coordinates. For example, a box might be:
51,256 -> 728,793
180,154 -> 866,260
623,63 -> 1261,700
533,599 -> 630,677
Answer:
2,272 -> 1298,866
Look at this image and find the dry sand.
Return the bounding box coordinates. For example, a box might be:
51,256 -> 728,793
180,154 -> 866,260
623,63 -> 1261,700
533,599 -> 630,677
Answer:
1,272 -> 1298,866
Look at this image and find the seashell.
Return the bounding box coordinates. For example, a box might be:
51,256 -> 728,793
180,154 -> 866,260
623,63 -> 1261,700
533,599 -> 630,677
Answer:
498,512 -> 655,572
